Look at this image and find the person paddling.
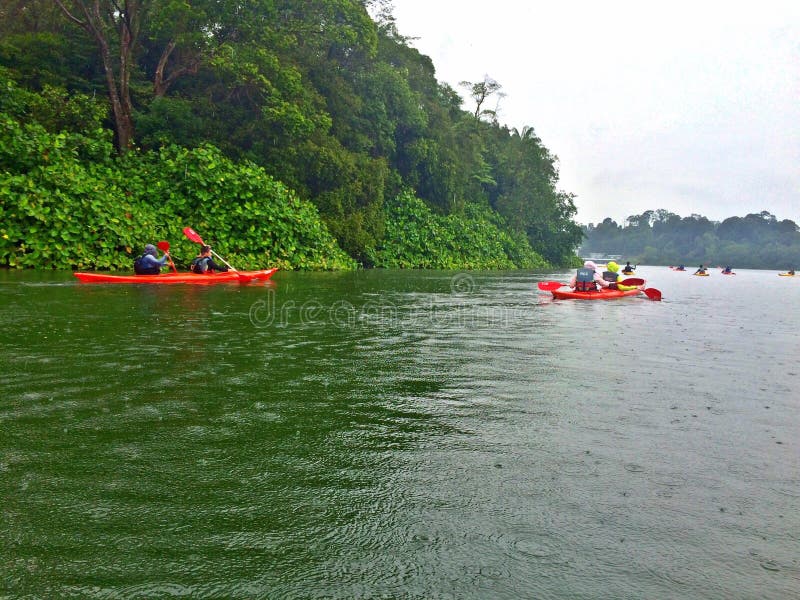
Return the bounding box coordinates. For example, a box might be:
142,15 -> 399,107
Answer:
694,265 -> 706,275
191,245 -> 229,274
722,266 -> 733,274
604,261 -> 644,291
569,261 -> 609,292
623,261 -> 636,273
134,244 -> 170,275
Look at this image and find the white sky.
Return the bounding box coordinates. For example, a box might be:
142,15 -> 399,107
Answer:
390,1 -> 800,225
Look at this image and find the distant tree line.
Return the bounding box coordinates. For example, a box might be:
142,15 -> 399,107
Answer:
581,209 -> 800,269
0,0 -> 583,269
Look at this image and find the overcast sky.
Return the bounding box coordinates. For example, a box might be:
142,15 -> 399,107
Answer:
390,1 -> 800,225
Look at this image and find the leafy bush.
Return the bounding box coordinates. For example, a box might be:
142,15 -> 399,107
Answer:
367,191 -> 548,269
0,70 -> 355,270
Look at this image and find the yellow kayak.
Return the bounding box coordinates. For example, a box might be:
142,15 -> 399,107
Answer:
778,273 -> 795,277
694,272 -> 710,276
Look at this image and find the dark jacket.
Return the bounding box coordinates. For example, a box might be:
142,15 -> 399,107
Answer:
190,256 -> 229,274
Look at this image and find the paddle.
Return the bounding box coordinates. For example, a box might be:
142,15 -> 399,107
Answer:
643,287 -> 662,301
620,277 -> 644,286
157,240 -> 177,273
182,227 -> 237,272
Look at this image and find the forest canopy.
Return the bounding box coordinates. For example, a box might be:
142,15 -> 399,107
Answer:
581,210 -> 800,269
0,0 -> 583,269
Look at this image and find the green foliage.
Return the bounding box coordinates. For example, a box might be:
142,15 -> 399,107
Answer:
582,210 -> 800,269
486,125 -> 584,265
124,144 -> 357,270
368,191 -> 548,270
0,74 -> 355,270
1,2 -> 587,270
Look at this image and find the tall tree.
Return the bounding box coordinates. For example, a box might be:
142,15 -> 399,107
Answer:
52,0 -> 142,151
459,75 -> 503,121
51,0 -> 231,151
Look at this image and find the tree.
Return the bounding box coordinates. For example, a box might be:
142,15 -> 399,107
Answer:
2,2 -> 589,266
459,75 -> 503,122
52,0 -> 142,151
51,0 -> 246,152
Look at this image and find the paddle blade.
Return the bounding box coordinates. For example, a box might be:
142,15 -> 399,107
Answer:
537,281 -> 565,291
183,227 -> 204,244
620,277 -> 645,286
643,287 -> 662,301
157,241 -> 170,252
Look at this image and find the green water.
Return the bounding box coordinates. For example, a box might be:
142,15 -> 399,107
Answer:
1,268 -> 798,598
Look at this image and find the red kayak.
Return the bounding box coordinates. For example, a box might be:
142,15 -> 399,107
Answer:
551,287 -> 642,300
74,268 -> 278,284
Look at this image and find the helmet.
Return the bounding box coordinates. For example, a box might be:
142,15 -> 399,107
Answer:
144,244 -> 157,256
607,261 -> 619,272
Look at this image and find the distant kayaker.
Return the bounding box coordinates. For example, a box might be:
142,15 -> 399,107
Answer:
133,243 -> 170,275
788,269 -> 795,275
569,260 -> 609,291
722,266 -> 733,273
623,261 -> 636,273
694,265 -> 706,275
191,245 -> 229,274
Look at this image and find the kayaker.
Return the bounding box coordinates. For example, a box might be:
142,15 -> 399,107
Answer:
694,265 -> 706,275
789,269 -> 796,275
191,245 -> 229,274
604,261 -> 643,291
569,260 -> 609,291
623,261 -> 636,273
722,266 -> 733,274
133,244 -> 170,275
677,264 -> 685,271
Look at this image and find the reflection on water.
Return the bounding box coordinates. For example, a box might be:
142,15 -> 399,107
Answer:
1,268 -> 798,598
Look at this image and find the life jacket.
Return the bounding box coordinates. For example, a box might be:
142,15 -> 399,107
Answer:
191,256 -> 211,274
133,254 -> 161,275
602,270 -> 619,289
602,270 -> 618,282
574,267 -> 597,291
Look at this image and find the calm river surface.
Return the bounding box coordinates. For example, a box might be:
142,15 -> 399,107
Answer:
1,267 -> 798,599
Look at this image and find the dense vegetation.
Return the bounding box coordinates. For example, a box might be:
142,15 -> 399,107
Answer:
581,210 -> 800,269
368,192 -> 547,269
0,0 -> 582,268
0,0 -> 582,270
0,70 -> 355,270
